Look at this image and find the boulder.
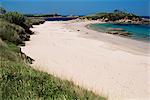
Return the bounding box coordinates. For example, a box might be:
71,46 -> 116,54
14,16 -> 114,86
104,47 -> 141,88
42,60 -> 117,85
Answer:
107,31 -> 119,35
107,31 -> 132,36
107,28 -> 125,31
118,32 -> 132,36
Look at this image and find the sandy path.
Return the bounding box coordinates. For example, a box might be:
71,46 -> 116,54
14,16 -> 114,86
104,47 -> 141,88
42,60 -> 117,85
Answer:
22,21 -> 150,100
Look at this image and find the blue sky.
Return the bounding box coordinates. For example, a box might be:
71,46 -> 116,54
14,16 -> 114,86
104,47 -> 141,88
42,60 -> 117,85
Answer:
0,0 -> 150,16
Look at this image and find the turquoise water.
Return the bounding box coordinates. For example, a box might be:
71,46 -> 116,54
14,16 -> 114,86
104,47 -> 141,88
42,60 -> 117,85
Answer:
89,23 -> 150,42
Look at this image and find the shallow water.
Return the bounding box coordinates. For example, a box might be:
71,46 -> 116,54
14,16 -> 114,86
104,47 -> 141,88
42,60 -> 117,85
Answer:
89,23 -> 150,42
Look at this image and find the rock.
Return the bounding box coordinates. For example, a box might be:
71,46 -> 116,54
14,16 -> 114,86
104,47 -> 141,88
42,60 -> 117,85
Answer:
107,28 -> 125,31
107,31 -> 119,35
26,56 -> 35,64
20,43 -> 25,46
20,50 -> 35,64
118,32 -> 132,36
107,31 -> 132,37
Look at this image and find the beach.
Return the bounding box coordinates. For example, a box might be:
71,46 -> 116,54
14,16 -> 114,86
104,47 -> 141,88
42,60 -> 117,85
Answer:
21,20 -> 150,100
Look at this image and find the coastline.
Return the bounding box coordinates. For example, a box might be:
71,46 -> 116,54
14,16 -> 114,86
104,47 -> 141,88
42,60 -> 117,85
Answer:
65,20 -> 150,56
86,23 -> 150,43
22,20 -> 150,100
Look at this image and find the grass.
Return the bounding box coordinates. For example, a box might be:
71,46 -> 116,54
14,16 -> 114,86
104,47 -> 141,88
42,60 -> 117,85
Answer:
0,41 -> 106,100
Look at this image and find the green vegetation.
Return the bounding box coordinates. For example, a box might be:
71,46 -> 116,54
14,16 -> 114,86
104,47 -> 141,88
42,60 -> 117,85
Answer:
1,11 -> 45,36
83,10 -> 141,21
0,19 -> 29,45
0,8 -> 106,100
25,17 -> 45,26
2,12 -> 25,25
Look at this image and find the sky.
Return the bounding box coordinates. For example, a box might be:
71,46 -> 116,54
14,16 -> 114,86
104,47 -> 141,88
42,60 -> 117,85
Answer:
0,0 -> 150,16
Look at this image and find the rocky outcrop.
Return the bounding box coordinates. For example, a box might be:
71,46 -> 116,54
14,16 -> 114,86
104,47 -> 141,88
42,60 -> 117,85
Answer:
107,28 -> 125,31
107,31 -> 131,36
107,31 -> 119,35
118,32 -> 132,36
19,48 -> 35,64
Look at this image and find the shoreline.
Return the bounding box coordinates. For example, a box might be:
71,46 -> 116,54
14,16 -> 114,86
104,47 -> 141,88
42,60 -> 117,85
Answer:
22,20 -> 150,100
64,20 -> 150,56
86,23 -> 150,43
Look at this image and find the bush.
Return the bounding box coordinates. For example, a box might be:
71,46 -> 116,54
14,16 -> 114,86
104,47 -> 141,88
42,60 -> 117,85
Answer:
2,11 -> 45,35
0,27 -> 22,44
3,12 -> 25,25
25,17 -> 45,26
0,19 -> 30,45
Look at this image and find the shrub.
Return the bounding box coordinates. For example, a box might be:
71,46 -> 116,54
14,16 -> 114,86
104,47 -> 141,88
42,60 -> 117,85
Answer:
3,12 -> 25,25
0,19 -> 29,45
25,17 -> 45,26
2,12 -> 45,35
0,27 -> 22,44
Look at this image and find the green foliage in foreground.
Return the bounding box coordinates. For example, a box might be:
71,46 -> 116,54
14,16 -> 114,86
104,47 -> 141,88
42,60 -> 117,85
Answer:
0,41 -> 106,100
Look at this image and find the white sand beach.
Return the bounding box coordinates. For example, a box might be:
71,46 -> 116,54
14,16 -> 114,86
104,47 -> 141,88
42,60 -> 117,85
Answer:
21,20 -> 150,100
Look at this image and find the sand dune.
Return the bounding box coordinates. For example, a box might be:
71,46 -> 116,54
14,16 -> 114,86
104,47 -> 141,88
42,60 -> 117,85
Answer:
22,21 -> 150,100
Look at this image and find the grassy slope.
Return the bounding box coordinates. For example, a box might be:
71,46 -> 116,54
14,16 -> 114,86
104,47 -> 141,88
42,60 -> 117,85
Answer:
0,20 -> 106,100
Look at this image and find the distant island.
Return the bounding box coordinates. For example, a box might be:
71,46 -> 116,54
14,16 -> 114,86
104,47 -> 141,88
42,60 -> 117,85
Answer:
81,10 -> 150,25
24,10 -> 150,25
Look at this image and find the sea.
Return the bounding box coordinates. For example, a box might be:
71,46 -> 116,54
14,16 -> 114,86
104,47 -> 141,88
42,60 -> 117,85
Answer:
89,23 -> 150,42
